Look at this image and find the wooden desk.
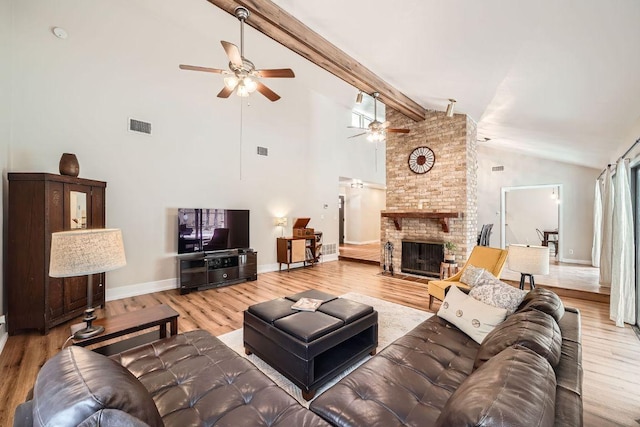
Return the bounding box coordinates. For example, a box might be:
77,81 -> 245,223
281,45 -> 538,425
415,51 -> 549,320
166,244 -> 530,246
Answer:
73,304 -> 179,356
542,230 -> 559,256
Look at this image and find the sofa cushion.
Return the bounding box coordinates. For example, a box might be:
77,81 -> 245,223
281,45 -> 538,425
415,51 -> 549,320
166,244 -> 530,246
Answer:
459,265 -> 485,287
474,309 -> 562,370
310,315 -> 479,426
32,346 -> 163,427
112,329 -> 330,427
438,285 -> 508,344
436,346 -> 557,427
517,287 -> 566,321
469,270 -> 528,314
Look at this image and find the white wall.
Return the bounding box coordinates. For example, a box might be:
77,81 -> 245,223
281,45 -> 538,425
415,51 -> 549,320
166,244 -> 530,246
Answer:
1,0 -> 12,336
478,145 -> 599,262
342,185 -> 385,244
505,187 -> 559,246
5,0 -> 385,298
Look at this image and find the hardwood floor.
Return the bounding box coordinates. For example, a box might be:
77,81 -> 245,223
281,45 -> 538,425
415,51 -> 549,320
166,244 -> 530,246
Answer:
1,261 -> 639,426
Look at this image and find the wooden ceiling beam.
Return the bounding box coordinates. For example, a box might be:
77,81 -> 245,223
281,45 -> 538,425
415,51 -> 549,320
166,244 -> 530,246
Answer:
206,0 -> 427,122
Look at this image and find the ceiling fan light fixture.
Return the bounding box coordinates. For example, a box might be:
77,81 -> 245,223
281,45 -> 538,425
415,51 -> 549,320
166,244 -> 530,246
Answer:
243,76 -> 258,92
224,75 -> 239,90
446,98 -> 456,117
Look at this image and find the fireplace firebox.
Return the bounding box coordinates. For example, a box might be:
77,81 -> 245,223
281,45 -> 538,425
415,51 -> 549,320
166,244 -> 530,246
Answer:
401,241 -> 444,277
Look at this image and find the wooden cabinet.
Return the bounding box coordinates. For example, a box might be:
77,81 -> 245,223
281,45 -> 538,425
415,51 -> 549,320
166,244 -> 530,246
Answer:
277,234 -> 322,271
7,173 -> 107,335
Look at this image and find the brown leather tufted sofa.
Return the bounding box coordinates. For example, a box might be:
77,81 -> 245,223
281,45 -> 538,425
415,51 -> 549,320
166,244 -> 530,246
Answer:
310,287 -> 583,427
15,288 -> 581,427
14,329 -> 330,427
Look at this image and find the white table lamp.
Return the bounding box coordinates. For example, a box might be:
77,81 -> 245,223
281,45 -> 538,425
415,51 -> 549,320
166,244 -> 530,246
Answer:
274,217 -> 287,237
49,228 -> 126,339
507,244 -> 549,290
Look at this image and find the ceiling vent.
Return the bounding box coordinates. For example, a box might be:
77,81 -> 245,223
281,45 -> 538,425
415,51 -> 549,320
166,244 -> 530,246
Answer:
257,146 -> 268,156
492,166 -> 504,172
129,118 -> 152,135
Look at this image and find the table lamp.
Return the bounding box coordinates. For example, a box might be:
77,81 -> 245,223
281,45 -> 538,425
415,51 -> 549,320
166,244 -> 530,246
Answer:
49,228 -> 126,339
507,244 -> 549,290
274,217 -> 287,237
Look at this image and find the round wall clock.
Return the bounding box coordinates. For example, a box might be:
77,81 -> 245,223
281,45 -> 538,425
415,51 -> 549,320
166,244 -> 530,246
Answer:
408,146 -> 435,174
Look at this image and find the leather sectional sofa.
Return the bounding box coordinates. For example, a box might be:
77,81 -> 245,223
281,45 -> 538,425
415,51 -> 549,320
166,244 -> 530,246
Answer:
14,288 -> 582,427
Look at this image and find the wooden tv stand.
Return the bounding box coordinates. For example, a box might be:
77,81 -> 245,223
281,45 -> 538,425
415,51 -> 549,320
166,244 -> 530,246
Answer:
177,249 -> 257,294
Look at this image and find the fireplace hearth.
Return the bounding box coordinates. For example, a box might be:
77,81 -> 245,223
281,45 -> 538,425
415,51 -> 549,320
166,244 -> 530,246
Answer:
401,241 -> 444,277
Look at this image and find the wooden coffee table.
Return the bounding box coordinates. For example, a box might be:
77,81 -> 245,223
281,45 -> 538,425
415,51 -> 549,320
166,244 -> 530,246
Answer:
72,304 -> 179,356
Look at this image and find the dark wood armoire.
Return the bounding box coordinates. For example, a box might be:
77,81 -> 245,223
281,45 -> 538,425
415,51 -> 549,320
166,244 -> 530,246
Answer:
7,173 -> 107,335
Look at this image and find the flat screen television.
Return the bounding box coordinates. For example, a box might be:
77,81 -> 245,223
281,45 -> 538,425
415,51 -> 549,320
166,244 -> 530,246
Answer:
178,208 -> 250,254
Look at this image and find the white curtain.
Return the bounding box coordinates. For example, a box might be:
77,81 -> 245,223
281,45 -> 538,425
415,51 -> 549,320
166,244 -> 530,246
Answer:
610,159 -> 636,327
591,180 -> 603,267
599,167 -> 614,286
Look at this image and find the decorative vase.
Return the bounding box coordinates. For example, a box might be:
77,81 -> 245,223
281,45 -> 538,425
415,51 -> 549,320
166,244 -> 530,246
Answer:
59,153 -> 79,177
444,254 -> 456,264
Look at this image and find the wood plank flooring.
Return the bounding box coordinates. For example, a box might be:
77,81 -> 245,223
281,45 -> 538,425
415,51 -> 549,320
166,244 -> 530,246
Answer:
1,261 -> 639,426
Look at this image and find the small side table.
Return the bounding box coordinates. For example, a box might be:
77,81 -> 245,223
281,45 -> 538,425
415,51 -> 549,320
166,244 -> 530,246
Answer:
73,304 -> 179,356
439,262 -> 459,280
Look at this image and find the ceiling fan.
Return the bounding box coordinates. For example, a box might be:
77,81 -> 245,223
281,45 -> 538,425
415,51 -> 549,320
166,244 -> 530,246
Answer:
179,7 -> 295,102
349,92 -> 410,141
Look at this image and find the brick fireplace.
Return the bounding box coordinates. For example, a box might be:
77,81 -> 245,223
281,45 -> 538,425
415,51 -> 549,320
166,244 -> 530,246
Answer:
381,109 -> 478,275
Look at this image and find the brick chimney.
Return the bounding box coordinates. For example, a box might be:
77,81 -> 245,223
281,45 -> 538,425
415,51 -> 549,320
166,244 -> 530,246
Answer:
382,109 -> 478,274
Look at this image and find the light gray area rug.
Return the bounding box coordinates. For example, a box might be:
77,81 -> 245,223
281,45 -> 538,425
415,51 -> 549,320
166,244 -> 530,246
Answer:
218,292 -> 432,407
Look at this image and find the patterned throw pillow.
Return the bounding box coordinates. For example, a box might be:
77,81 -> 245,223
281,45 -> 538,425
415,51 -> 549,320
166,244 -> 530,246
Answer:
470,270 -> 528,315
437,285 -> 508,344
459,265 -> 485,287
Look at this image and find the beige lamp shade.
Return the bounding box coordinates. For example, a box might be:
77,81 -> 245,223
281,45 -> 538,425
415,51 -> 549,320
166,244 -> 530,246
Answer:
49,228 -> 126,277
507,244 -> 549,275
274,217 -> 288,227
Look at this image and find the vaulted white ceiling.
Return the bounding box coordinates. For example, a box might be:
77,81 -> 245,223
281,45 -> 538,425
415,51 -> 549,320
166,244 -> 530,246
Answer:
271,0 -> 640,168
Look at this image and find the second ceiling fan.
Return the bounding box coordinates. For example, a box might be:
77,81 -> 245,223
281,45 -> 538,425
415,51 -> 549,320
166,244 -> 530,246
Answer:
349,92 -> 410,141
179,7 -> 295,101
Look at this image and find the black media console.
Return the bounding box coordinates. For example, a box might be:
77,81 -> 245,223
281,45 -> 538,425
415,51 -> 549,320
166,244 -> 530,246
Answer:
177,249 -> 257,294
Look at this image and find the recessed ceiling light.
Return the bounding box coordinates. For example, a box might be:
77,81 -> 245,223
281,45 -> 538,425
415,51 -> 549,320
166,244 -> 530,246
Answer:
52,27 -> 68,39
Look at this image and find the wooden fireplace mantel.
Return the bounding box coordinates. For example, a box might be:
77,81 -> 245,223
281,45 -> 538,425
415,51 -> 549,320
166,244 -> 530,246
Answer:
381,211 -> 464,233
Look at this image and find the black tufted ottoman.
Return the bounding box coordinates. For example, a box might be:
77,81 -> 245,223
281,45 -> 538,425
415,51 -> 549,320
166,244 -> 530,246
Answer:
243,290 -> 378,400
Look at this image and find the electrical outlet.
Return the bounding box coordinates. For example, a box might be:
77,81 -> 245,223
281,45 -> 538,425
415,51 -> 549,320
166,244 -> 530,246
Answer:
569,249 -> 574,255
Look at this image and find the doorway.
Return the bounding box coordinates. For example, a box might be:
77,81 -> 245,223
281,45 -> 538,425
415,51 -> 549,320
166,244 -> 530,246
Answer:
500,184 -> 563,258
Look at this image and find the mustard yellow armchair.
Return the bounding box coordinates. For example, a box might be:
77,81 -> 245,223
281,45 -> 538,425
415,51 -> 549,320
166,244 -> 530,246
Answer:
427,246 -> 509,309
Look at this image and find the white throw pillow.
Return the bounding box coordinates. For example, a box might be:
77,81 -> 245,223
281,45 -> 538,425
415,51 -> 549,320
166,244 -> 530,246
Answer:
459,265 -> 485,287
470,270 -> 528,315
437,285 -> 508,344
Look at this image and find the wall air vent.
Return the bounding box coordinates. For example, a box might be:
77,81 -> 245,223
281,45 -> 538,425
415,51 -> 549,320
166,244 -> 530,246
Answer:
492,166 -> 504,172
323,243 -> 337,255
257,146 -> 268,156
129,118 -> 152,135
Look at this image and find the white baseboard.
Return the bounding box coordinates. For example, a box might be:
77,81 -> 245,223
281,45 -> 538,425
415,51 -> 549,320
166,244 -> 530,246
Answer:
107,257 -> 342,301
0,325 -> 7,357
258,256 -> 339,274
559,258 -> 592,265
344,240 -> 379,245
106,278 -> 177,301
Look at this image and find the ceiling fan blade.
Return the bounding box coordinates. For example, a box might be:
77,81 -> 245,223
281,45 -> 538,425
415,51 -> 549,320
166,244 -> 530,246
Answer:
255,68 -> 295,78
348,132 -> 368,139
387,128 -> 411,134
347,126 -> 367,130
256,82 -> 281,102
221,41 -> 243,68
380,121 -> 390,128
179,64 -> 225,73
217,86 -> 234,98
